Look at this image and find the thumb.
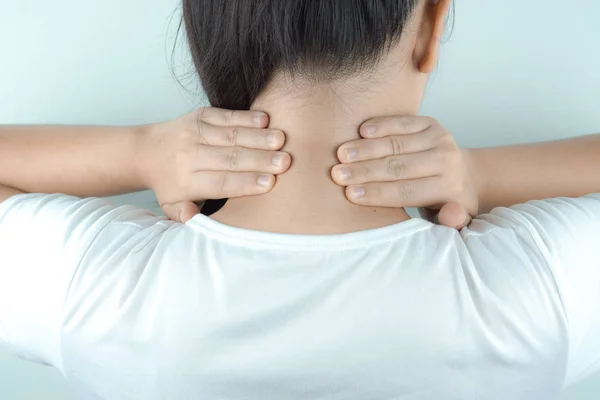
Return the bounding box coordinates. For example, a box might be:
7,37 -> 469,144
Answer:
436,202 -> 472,230
161,201 -> 201,223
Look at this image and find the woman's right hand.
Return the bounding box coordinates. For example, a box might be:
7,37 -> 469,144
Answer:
139,107 -> 291,223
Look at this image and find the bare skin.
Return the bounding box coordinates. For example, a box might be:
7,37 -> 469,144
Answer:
209,0 -> 449,234
1,0 -> 599,231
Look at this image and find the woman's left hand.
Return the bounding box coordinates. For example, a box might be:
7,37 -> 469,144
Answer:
331,116 -> 481,229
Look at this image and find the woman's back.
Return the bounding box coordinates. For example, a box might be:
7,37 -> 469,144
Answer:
1,1 -> 599,399
2,193 -> 599,399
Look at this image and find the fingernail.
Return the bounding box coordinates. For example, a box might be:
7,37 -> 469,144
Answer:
338,167 -> 351,180
345,148 -> 358,162
257,175 -> 272,188
254,113 -> 266,125
362,125 -> 376,137
272,153 -> 286,167
350,186 -> 365,198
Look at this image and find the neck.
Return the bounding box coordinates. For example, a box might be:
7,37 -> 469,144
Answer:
211,73 -> 423,234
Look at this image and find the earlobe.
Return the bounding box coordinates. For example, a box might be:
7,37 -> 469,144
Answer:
417,0 -> 452,73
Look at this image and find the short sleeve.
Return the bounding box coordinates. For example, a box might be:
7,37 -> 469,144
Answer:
0,193 -> 163,371
493,193 -> 600,388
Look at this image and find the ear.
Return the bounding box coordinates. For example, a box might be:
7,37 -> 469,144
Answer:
414,0 -> 452,73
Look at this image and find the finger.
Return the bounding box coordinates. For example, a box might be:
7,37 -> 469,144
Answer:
331,152 -> 441,186
188,171 -> 277,199
359,115 -> 435,139
337,129 -> 442,163
344,177 -> 443,208
161,201 -> 201,223
197,124 -> 285,150
196,107 -> 269,128
437,202 -> 472,229
197,146 -> 292,174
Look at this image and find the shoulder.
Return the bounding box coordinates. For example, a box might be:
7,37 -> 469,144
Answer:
0,193 -> 177,260
463,194 -> 600,269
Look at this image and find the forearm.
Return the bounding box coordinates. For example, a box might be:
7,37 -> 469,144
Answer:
0,125 -> 148,197
472,133 -> 600,213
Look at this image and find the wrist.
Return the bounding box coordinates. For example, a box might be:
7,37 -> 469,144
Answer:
132,122 -> 159,191
465,147 -> 490,214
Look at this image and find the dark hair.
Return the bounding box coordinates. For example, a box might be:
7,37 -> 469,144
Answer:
182,0 -> 419,111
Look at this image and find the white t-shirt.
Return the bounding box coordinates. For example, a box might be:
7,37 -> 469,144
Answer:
1,193 -> 599,400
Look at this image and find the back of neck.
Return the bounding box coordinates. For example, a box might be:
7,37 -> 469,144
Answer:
210,83 -> 413,234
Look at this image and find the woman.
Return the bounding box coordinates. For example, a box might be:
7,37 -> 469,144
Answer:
1,0 -> 599,399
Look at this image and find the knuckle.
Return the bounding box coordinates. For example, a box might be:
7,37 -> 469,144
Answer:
196,122 -> 208,145
220,172 -> 229,196
359,163 -> 371,179
440,133 -> 457,147
226,110 -> 235,126
396,183 -> 415,202
388,136 -> 405,155
177,129 -> 191,144
197,107 -> 208,121
227,147 -> 242,169
213,171 -> 228,197
386,158 -> 407,179
225,127 -> 240,146
425,116 -> 438,126
431,129 -> 446,144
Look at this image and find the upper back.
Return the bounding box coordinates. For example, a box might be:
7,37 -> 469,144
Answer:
62,203 -> 576,399
2,193 -> 600,399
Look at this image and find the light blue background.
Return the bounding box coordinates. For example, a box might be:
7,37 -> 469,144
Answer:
1,0 -> 599,398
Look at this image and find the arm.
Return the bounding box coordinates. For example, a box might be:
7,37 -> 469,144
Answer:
332,116 -> 599,228
0,109 -> 290,220
477,193 -> 600,388
472,133 -> 600,214
0,125 -> 146,198
0,193 -> 167,367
